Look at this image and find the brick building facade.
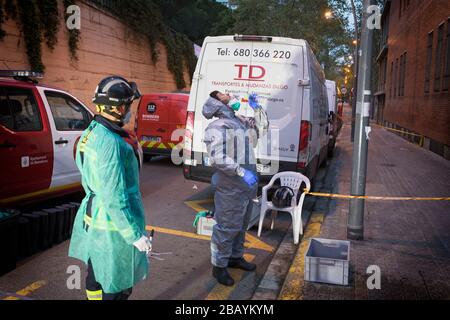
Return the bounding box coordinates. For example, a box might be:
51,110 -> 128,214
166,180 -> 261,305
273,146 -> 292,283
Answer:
375,0 -> 450,159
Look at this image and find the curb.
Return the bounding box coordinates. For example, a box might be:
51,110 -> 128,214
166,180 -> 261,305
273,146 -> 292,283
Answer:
251,210 -> 325,300
278,212 -> 325,300
251,143 -> 340,300
251,221 -> 299,300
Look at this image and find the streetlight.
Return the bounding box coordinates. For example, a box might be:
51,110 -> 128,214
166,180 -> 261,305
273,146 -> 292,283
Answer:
324,10 -> 345,29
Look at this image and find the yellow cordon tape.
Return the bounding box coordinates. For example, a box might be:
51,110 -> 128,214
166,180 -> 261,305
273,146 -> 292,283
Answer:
304,189 -> 450,201
373,124 -> 423,137
337,116 -> 425,146
370,123 -> 425,146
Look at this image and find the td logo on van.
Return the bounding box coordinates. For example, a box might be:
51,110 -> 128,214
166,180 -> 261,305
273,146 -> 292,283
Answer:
234,64 -> 266,82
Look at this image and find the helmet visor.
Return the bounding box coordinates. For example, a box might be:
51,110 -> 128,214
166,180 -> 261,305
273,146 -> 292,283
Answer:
129,82 -> 141,101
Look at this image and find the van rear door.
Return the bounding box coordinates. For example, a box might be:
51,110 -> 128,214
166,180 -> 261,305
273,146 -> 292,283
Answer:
191,40 -> 253,163
191,37 -> 305,171
138,95 -> 170,149
249,41 -> 305,168
168,95 -> 188,150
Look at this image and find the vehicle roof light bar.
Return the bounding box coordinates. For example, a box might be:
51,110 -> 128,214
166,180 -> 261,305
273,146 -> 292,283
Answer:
0,70 -> 44,78
233,35 -> 273,42
0,70 -> 44,84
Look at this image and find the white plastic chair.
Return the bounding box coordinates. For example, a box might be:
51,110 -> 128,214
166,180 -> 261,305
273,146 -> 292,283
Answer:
257,172 -> 311,245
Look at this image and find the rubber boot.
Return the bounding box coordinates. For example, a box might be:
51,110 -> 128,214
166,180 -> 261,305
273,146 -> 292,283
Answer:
212,266 -> 234,286
228,257 -> 256,271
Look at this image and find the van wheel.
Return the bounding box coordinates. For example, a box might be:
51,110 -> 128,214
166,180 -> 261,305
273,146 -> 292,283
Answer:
143,154 -> 152,162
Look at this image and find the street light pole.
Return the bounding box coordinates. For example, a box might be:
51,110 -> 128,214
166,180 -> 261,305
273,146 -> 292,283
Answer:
350,0 -> 359,143
347,0 -> 375,240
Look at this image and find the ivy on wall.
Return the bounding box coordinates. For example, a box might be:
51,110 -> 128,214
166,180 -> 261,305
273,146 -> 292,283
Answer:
38,0 -> 60,50
0,0 -> 5,40
95,0 -> 197,89
4,0 -> 16,19
0,0 -> 72,71
0,0 -> 196,88
63,0 -> 80,61
17,0 -> 45,72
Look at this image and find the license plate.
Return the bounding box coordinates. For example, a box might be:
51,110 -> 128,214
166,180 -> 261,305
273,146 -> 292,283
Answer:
141,136 -> 161,143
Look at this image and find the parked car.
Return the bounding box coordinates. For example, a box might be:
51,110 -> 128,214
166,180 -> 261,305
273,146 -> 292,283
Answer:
135,92 -> 189,162
326,79 -> 338,157
0,71 -> 143,207
183,35 -> 330,183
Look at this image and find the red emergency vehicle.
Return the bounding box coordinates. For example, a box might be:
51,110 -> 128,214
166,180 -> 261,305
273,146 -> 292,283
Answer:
0,71 -> 143,207
135,93 -> 188,161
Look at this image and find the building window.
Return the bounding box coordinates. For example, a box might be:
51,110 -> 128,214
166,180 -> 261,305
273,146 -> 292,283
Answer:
443,19 -> 450,91
434,23 -> 445,92
398,52 -> 407,97
399,54 -> 404,96
399,0 -> 410,18
390,61 -> 394,98
394,58 -> 399,97
425,31 -> 433,93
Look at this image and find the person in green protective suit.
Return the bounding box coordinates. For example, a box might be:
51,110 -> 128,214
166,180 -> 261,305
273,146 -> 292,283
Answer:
69,76 -> 151,300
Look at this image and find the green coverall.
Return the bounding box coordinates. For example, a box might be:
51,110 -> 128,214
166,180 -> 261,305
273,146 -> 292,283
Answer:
69,116 -> 148,294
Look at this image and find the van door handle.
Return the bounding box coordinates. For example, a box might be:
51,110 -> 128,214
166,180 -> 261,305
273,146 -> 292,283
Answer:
55,139 -> 69,145
0,141 -> 16,148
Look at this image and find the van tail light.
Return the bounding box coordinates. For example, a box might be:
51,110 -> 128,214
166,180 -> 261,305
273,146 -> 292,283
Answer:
183,111 -> 195,160
297,120 -> 311,168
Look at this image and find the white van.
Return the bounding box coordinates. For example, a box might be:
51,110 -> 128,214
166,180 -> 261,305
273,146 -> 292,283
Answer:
326,79 -> 338,156
183,35 -> 329,183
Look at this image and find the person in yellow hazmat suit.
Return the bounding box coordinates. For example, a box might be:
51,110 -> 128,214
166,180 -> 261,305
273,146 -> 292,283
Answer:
69,76 -> 150,300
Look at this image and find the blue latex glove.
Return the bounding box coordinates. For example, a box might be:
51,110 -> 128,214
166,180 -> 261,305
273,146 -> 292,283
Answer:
242,169 -> 258,186
248,93 -> 260,109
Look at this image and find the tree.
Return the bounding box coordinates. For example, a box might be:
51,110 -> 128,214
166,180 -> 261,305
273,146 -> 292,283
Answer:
229,0 -> 352,80
153,0 -> 235,45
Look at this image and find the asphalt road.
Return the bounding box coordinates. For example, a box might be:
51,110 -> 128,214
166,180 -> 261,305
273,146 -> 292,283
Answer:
0,156 -> 291,300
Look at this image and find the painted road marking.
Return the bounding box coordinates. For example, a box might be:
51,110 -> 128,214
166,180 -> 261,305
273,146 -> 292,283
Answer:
0,291 -> 34,300
145,226 -> 273,253
2,280 -> 47,300
179,197 -> 273,252
184,198 -> 214,213
205,253 -> 256,300
278,213 -> 324,300
146,225 -> 210,242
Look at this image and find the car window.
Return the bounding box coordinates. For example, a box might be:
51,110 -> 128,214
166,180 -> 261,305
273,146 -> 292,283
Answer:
45,91 -> 92,131
0,86 -> 42,132
0,88 -> 13,130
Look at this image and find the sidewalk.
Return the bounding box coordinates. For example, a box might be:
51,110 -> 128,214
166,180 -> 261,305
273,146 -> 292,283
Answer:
279,121 -> 450,300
